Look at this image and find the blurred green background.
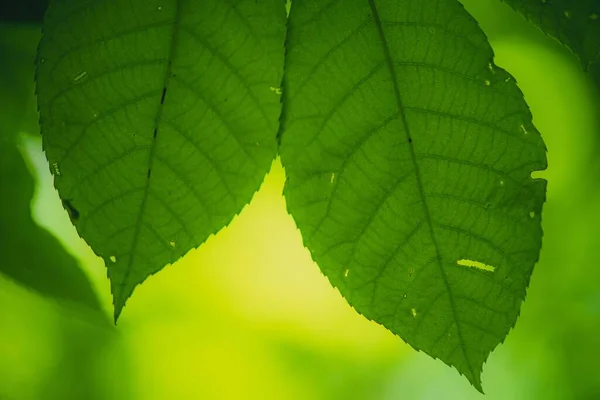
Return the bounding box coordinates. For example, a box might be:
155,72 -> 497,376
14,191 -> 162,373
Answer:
1,1 -> 600,399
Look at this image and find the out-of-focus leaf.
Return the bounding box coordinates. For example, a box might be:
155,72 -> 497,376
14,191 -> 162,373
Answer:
0,24 -> 40,135
35,0 -> 286,320
279,0 -> 547,391
0,24 -> 101,312
501,0 -> 600,88
0,137 -> 102,311
0,0 -> 49,24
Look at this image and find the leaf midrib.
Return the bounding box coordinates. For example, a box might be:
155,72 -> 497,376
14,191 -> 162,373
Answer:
366,0 -> 476,383
115,0 -> 183,321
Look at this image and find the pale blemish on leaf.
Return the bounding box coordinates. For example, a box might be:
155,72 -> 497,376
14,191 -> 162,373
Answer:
411,308 -> 417,317
109,256 -> 117,263
269,86 -> 282,95
73,71 -> 87,82
51,162 -> 61,176
330,172 -> 336,183
344,268 -> 350,278
169,241 -> 176,247
591,13 -> 599,20
456,259 -> 495,272
520,124 -> 528,134
529,211 -> 535,218
484,79 -> 491,86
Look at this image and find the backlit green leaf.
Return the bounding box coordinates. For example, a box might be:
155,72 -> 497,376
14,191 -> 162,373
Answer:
279,0 -> 547,390
35,0 -> 286,320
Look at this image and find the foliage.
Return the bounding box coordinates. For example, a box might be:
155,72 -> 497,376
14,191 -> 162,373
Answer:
0,25 -> 102,312
501,0 -> 600,89
1,0 -> 594,392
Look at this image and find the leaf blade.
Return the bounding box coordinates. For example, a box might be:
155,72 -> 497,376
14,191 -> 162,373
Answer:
0,137 -> 102,312
36,0 -> 286,320
0,25 -> 102,313
503,0 -> 600,66
500,0 -> 600,88
279,0 -> 547,390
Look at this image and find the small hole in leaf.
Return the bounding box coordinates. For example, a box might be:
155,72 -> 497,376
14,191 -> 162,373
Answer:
169,241 -> 176,247
330,172 -> 336,183
269,86 -> 282,95
411,308 -> 417,317
109,255 -> 117,263
344,269 -> 349,278
456,259 -> 495,272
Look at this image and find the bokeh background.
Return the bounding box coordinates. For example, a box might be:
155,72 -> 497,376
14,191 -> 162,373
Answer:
1,1 -> 600,399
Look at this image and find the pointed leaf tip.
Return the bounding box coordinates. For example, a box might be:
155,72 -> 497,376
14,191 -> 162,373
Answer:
36,0 -> 287,316
280,0 -> 546,391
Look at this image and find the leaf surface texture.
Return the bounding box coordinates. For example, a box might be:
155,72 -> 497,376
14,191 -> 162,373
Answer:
279,0 -> 547,389
36,0 -> 286,319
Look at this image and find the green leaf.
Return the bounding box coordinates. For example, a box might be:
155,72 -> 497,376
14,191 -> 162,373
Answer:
0,24 -> 101,313
500,0 -> 600,87
279,0 -> 547,391
35,0 -> 286,321
0,135 -> 102,312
